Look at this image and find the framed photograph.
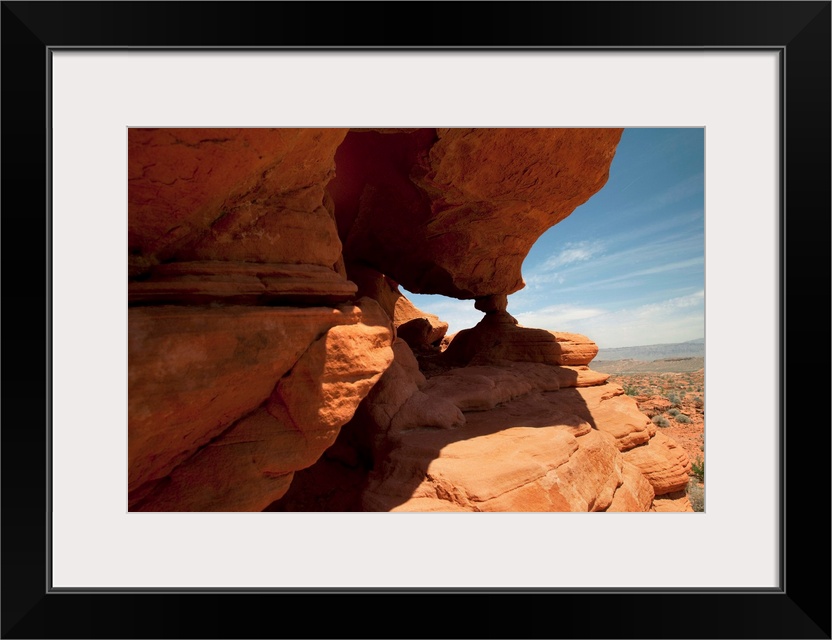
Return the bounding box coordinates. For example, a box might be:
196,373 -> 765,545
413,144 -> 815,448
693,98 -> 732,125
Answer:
3,2 -> 829,638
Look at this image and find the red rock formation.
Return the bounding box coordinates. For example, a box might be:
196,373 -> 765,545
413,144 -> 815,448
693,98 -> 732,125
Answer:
358,337 -> 688,512
129,261 -> 357,306
330,128 -> 623,298
128,126 -> 693,513
129,128 -> 348,272
622,430 -> 693,495
127,128 -> 392,511
393,295 -> 449,351
132,299 -> 393,511
346,264 -> 448,351
128,304 -> 350,491
442,310 -> 602,367
129,299 -> 393,510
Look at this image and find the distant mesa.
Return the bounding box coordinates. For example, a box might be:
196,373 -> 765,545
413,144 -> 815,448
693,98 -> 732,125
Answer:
595,339 -> 705,362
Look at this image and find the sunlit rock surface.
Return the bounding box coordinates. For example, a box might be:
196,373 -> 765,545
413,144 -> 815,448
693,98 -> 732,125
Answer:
128,127 -> 691,512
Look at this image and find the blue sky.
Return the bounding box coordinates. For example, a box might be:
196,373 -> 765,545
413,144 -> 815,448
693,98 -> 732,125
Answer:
406,128 -> 705,349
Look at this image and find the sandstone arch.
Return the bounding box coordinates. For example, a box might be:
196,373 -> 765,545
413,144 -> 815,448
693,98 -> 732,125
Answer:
128,127 -> 692,512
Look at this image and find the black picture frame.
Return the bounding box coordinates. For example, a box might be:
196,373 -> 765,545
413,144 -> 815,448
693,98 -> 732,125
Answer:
2,2 -> 829,638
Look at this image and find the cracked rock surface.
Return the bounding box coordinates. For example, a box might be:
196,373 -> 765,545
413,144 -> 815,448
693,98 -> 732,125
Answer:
128,127 -> 691,512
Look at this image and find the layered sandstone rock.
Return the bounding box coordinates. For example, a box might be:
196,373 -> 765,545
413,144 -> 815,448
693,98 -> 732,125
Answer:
129,128 -> 349,274
358,337 -> 690,512
128,304 -> 352,492
346,264 -> 448,351
129,299 -> 393,511
622,430 -> 693,495
652,490 -> 695,512
330,128 -> 623,299
442,310 -> 600,367
272,317 -> 690,513
129,261 -> 357,305
394,295 -> 449,351
127,127 -> 390,511
128,126 -> 694,513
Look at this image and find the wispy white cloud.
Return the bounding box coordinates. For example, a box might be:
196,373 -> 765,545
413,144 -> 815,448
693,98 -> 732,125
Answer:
641,289 -> 704,311
541,240 -> 604,270
515,290 -> 705,348
514,304 -> 606,328
523,217 -> 703,293
616,174 -> 704,218
406,286 -> 705,349
599,257 -> 704,284
597,208 -> 704,247
525,255 -> 704,293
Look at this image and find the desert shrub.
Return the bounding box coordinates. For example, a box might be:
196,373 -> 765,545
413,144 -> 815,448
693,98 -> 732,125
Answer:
652,415 -> 670,428
623,385 -> 639,396
675,414 -> 692,424
691,455 -> 705,481
693,396 -> 704,408
666,393 -> 681,406
668,408 -> 680,416
687,479 -> 704,512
